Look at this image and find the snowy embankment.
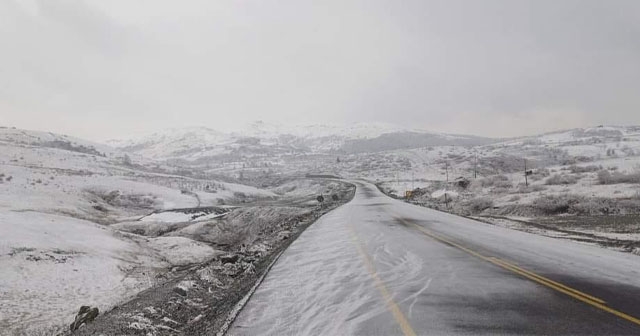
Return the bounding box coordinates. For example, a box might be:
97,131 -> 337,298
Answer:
0,210 -> 221,335
0,128 -> 276,335
1,211 -> 150,335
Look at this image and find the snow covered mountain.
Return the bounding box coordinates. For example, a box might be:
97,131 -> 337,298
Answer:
110,121 -> 496,161
0,126 -> 117,157
489,125 -> 640,162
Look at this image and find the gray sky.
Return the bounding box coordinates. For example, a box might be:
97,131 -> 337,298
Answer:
2,0 -> 640,141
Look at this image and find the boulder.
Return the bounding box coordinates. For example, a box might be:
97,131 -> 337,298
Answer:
173,286 -> 188,297
219,254 -> 239,264
70,305 -> 99,331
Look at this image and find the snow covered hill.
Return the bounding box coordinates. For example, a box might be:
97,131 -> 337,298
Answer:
0,126 -> 279,335
0,125 -> 117,158
376,125 -> 640,225
110,121 -> 496,161
106,123 -> 640,189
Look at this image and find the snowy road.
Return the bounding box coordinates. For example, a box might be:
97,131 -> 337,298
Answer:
228,181 -> 640,335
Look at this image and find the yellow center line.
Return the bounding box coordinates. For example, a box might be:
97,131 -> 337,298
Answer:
488,257 -> 606,305
347,223 -> 417,336
396,217 -> 640,328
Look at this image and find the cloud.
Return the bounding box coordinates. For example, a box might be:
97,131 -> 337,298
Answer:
2,0 -> 639,140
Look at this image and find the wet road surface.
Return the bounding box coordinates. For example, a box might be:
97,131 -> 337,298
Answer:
228,181 -> 640,335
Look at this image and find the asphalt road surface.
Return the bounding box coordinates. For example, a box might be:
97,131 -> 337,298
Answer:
228,181 -> 640,335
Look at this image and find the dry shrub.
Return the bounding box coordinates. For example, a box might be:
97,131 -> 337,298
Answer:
546,174 -> 580,185
532,194 -> 640,215
480,174 -> 509,187
597,170 -> 640,184
515,184 -> 546,193
568,165 -> 601,173
532,194 -> 582,215
468,197 -> 494,213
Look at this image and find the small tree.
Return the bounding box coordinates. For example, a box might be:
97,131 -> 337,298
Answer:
317,195 -> 325,203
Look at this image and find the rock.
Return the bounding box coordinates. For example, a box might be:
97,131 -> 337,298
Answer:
70,305 -> 99,331
277,230 -> 291,240
219,254 -> 239,264
196,266 -> 216,282
243,263 -> 256,275
173,286 -> 187,297
211,277 -> 226,288
173,280 -> 196,297
247,243 -> 271,256
188,314 -> 204,324
222,263 -> 242,276
196,267 -> 227,288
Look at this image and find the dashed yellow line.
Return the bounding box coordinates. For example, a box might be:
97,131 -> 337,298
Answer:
396,217 -> 640,328
347,223 -> 417,336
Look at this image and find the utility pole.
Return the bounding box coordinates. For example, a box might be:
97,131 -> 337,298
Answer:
444,161 -> 449,209
524,158 -> 528,187
445,161 -> 449,183
474,154 -> 478,179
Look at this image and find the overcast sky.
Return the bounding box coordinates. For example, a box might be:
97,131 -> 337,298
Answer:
2,0 -> 639,141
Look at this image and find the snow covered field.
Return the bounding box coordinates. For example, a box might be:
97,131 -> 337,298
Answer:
0,127 -> 279,335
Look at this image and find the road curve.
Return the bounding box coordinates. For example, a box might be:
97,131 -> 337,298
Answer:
228,181 -> 640,335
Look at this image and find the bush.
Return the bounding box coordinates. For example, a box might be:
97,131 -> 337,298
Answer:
570,198 -> 619,215
529,173 -> 545,182
545,174 -> 580,185
597,170 -> 640,184
532,195 -> 581,215
514,183 -> 547,193
529,194 -> 640,215
597,170 -> 612,184
469,197 -> 494,213
492,186 -> 512,194
617,198 -> 640,213
91,190 -> 157,209
534,168 -> 551,178
494,180 -> 513,188
233,192 -> 247,198
480,174 -> 509,187
568,165 -> 600,174
532,184 -> 547,191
